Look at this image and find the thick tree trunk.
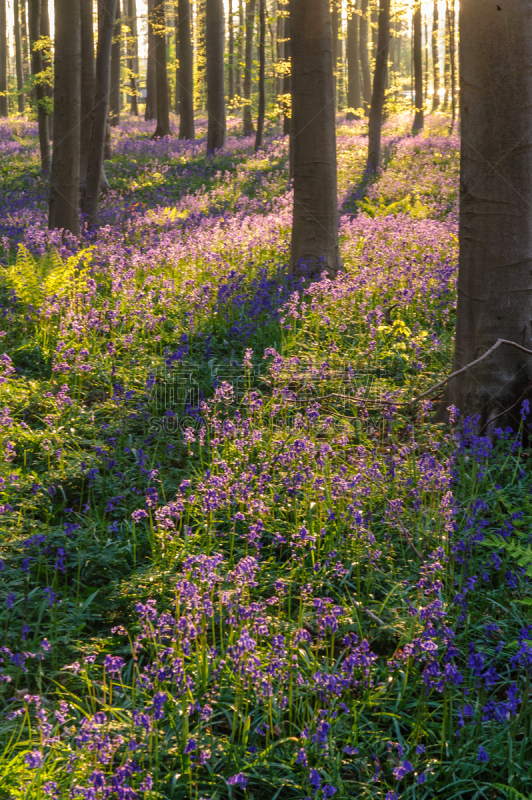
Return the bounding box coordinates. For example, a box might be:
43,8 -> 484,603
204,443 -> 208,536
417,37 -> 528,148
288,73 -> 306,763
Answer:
110,0 -> 121,126
145,0 -> 156,119
206,0 -> 225,151
366,0 -> 390,174
28,0 -> 51,174
14,0 -> 25,113
289,0 -> 341,278
0,0 -> 7,117
228,0 -> 234,104
152,0 -> 171,136
359,0 -> 371,112
254,0 -> 265,151
127,0 -> 139,115
412,0 -> 423,133
49,0 -> 81,235
80,0 -> 95,187
346,0 -> 361,119
331,0 -> 339,112
243,0 -> 255,134
447,0 -> 532,427
81,0 -> 117,227
431,0 -> 439,111
178,0 -> 194,138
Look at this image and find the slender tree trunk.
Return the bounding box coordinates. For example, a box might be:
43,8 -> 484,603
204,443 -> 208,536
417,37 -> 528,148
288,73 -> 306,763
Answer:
80,0 -> 95,187
289,0 -> 341,277
81,0 -> 117,227
448,0 -> 456,131
14,0 -> 25,114
254,0 -> 265,150
282,1 -> 290,135
276,5 -> 283,103
366,0 -> 390,174
110,0 -> 121,125
206,0 -> 225,151
174,6 -> 180,113
152,0 -> 171,135
359,0 -> 371,112
431,0 -> 439,111
41,0 -> 52,132
49,0 -> 81,234
178,0 -> 194,137
346,0 -> 361,119
236,0 -> 244,102
145,0 -> 157,119
196,0 -> 207,110
412,0 -> 423,133
128,0 -> 139,114
28,0 -> 51,173
20,0 -> 30,84
228,0 -> 234,104
243,0 -> 255,133
0,0 -> 7,117
331,0 -> 339,112
442,0 -> 450,109
447,0 -> 532,426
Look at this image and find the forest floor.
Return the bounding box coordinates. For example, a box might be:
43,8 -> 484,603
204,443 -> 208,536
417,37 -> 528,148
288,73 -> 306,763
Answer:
1,113 -> 532,800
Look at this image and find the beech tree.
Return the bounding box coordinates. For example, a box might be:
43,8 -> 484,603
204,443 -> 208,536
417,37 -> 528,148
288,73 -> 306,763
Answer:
0,0 -> 7,117
80,0 -> 95,187
242,0 -> 255,134
14,0 -> 25,113
127,0 -> 139,115
359,0 -> 371,111
431,0 -> 439,111
447,0 -> 532,424
366,0 -> 390,174
346,0 -> 361,119
254,0 -> 265,151
412,0 -> 423,133
145,0 -> 156,119
28,0 -> 51,174
206,0 -> 225,151
110,0 -> 121,126
49,0 -> 81,235
178,0 -> 194,139
153,0 -> 171,137
289,0 -> 341,277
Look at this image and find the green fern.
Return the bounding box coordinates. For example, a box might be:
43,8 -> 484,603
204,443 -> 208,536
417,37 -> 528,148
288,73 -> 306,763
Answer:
4,245 -> 92,307
493,784 -> 531,800
481,535 -> 532,579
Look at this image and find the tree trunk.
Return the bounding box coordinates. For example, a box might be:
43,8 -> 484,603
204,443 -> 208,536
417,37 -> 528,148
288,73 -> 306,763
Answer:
80,0 -> 95,187
110,0 -> 121,125
442,0 -> 450,109
206,0 -> 225,151
412,0 -> 423,133
28,0 -> 51,173
196,0 -> 207,110
152,0 -> 171,136
254,0 -> 265,151
243,0 -> 255,134
331,0 -> 339,112
14,0 -> 25,113
359,0 -> 371,112
41,0 -> 52,132
236,0 -> 244,102
289,0 -> 341,278
81,0 -> 117,227
346,0 -> 361,119
448,0 -> 456,131
282,2 -> 290,135
20,0 -> 30,84
447,0 -> 532,427
145,0 -> 156,119
0,0 -> 7,117
366,0 -> 390,174
431,0 -> 439,111
228,0 -> 234,104
178,0 -> 194,138
127,0 -> 139,115
49,0 -> 81,235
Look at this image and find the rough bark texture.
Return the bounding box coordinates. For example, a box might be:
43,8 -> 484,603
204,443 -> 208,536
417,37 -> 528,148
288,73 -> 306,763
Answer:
178,0 -> 194,139
359,0 -> 371,112
14,0 -> 25,113
152,0 -> 171,136
145,0 -> 156,119
243,0 -> 255,134
0,0 -> 7,117
80,0 -> 95,187
28,0 -> 51,174
49,0 -> 81,235
206,0 -> 225,151
431,0 -> 439,111
254,0 -> 265,151
346,0 -> 361,119
289,0 -> 342,278
412,0 -> 423,133
127,0 -> 139,115
110,0 -> 121,126
81,0 -> 117,227
448,0 -> 532,425
366,0 -> 390,174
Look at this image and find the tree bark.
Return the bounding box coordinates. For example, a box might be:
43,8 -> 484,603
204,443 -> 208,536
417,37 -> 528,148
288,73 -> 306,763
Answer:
152,0 -> 171,136
254,0 -> 265,151
281,0 -> 290,135
49,0 -> 81,235
127,0 -> 139,115
431,0 -> 439,111
242,0 -> 255,134
236,0 -> 244,102
145,0 -> 156,119
178,0 -> 194,138
14,0 -> 25,113
41,0 -> 52,131
206,0 -> 225,151
448,0 -> 456,131
447,0 -> 532,426
28,0 -> 51,174
228,0 -> 234,104
366,0 -> 390,174
81,0 -> 117,227
0,0 -> 7,117
346,0 -> 361,119
20,0 -> 30,84
110,0 -> 121,125
289,0 -> 341,278
359,0 -> 371,112
331,0 -> 339,112
80,0 -> 95,187
411,0 -> 423,133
